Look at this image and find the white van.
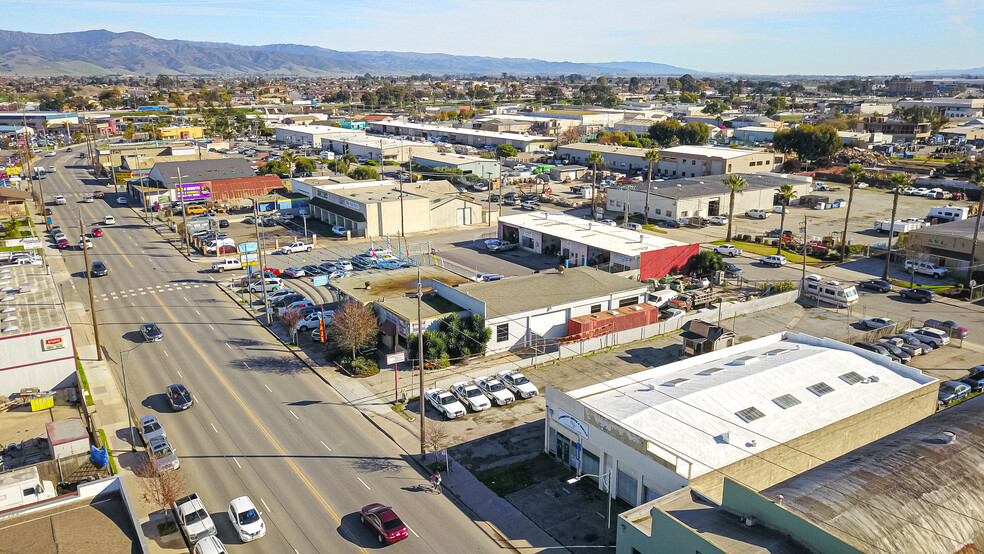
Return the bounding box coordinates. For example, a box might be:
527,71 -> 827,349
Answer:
745,209 -> 768,219
646,289 -> 678,309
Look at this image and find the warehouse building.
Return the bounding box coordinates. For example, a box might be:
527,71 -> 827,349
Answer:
606,172 -> 813,225
0,112 -> 79,133
546,332 -> 938,510
905,217 -> 984,280
497,212 -> 698,280
368,121 -> 555,152
619,394 -> 984,554
130,159 -> 281,208
412,152 -> 501,178
291,177 -> 489,238
274,125 -> 432,162
557,144 -> 782,177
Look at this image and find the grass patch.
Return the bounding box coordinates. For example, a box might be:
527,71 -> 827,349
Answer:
641,224 -> 667,234
710,240 -> 822,264
96,429 -> 118,475
946,390 -> 981,409
887,279 -> 952,293
0,245 -> 25,252
157,520 -> 179,537
474,455 -> 543,497
390,402 -> 414,421
75,353 -> 94,407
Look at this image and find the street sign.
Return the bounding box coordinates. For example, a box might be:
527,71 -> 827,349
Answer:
242,260 -> 259,267
312,275 -> 329,286
240,253 -> 258,264
386,352 -> 406,365
238,241 -> 258,253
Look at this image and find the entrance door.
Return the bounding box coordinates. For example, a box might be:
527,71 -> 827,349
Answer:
707,198 -> 720,216
556,435 -> 571,466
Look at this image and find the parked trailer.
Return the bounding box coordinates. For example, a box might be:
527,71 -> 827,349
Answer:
873,218 -> 930,235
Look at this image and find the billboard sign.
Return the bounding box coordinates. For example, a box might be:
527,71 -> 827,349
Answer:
238,241 -> 258,253
312,275 -> 329,286
176,182 -> 213,202
240,253 -> 259,264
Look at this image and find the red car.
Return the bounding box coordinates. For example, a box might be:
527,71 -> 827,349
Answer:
262,267 -> 281,277
56,239 -> 70,249
360,504 -> 408,545
217,244 -> 236,254
91,227 -> 104,237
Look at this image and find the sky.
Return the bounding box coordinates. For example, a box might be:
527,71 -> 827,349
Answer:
5,0 -> 983,75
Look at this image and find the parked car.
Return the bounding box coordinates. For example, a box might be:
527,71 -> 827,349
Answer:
853,341 -> 902,362
173,493 -> 217,544
281,266 -> 306,279
708,215 -> 727,225
713,244 -> 742,257
859,317 -> 894,330
450,381 -> 492,412
278,300 -> 314,316
295,310 -> 334,333
116,196 -> 128,205
772,205 -> 789,214
875,340 -> 911,364
248,278 -> 283,293
903,260 -> 947,279
881,336 -> 923,358
56,238 -> 70,249
138,414 -> 166,445
331,225 -> 348,236
333,259 -> 354,271
858,279 -> 893,293
906,327 -> 950,346
360,503 -> 409,545
228,496 -> 266,543
960,366 -> 984,392
660,308 -> 685,321
148,436 -> 179,472
473,376 -> 515,406
886,333 -> 935,354
759,255 -> 787,267
425,388 -> 466,419
166,384 -> 194,411
923,319 -> 968,338
496,370 -> 539,399
140,323 -> 163,342
745,209 -> 769,219
899,288 -> 934,303
722,262 -> 742,277
938,380 -> 971,406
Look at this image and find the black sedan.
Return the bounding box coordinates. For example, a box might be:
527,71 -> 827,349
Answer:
302,264 -> 326,275
90,261 -> 108,277
859,279 -> 893,293
140,323 -> 163,342
166,384 -> 193,411
899,288 -> 934,303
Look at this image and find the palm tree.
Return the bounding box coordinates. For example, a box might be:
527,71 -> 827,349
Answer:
840,163 -> 867,262
882,173 -> 913,280
965,167 -> 984,284
281,149 -> 298,179
643,149 -> 660,225
722,174 -> 747,242
586,151 -> 605,217
775,183 -> 797,255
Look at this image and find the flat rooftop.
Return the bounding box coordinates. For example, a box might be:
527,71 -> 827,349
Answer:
498,211 -> 691,257
567,332 -> 936,477
454,266 -> 647,319
333,266 -> 470,304
413,152 -> 495,165
0,492 -> 140,553
371,121 -> 552,143
637,172 -> 810,200
0,265 -> 69,336
661,145 -> 766,159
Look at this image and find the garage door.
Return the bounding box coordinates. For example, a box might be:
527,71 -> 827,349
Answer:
616,468 -> 637,505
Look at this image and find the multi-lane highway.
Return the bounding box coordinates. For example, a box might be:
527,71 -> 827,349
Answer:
42,151 -> 500,552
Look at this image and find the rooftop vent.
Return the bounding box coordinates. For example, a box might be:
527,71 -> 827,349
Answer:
1,296 -> 14,302
732,355 -> 759,366
2,325 -> 18,333
0,307 -> 12,313
662,377 -> 689,387
763,348 -> 789,357
630,306 -> 643,311
698,367 -> 727,376
940,431 -> 956,444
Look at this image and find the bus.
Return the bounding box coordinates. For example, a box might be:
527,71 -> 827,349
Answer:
800,275 -> 858,308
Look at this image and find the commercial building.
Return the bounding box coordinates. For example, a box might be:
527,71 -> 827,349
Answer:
157,125 -> 204,139
0,112 -> 79,133
412,152 -> 501,179
619,394 -> 984,554
905,217 -> 984,279
861,116 -> 933,141
606,173 -> 813,226
0,266 -> 79,394
731,126 -> 776,143
274,125 -> 435,163
546,332 -> 938,509
432,266 -> 649,354
896,97 -> 984,119
291,177 -> 489,237
557,143 -> 782,177
274,124 -> 361,147
131,158 -> 279,207
497,212 -> 698,280
368,121 -> 555,152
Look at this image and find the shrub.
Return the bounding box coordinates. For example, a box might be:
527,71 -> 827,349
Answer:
349,356 -> 380,377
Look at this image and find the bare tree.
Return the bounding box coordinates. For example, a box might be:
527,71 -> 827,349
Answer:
138,458 -> 188,525
424,422 -> 457,463
329,301 -> 379,359
279,307 -> 305,345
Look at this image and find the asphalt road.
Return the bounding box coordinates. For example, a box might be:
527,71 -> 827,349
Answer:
42,150 -> 501,553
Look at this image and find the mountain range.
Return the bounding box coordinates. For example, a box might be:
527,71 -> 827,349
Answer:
0,29 -> 694,77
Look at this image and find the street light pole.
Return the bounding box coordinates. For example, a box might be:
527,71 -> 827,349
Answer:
79,210 -> 102,361
177,166 -> 190,255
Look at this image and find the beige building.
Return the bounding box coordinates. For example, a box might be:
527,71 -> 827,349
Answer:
157,126 -> 204,139
557,143 -> 782,177
291,177 -> 491,238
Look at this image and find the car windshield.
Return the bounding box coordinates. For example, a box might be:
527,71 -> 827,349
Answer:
512,375 -> 530,385
143,421 -> 161,432
487,381 -> 505,392
940,384 -> 958,394
466,388 -> 482,398
382,517 -> 405,531
186,509 -> 208,525
153,444 -> 174,457
440,395 -> 457,406
238,508 -> 260,525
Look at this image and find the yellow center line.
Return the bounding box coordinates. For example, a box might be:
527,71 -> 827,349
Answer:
151,292 -> 366,552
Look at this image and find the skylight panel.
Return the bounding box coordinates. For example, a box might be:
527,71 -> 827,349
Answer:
662,378 -> 689,387
807,382 -> 835,397
735,407 -> 766,423
839,371 -> 865,385
772,394 -> 802,409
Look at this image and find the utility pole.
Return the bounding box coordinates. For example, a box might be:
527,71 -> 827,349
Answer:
254,201 -> 272,326
176,166 -> 190,255
417,267 -> 426,458
801,214 -> 808,284
79,210 -> 103,360
622,181 -> 630,225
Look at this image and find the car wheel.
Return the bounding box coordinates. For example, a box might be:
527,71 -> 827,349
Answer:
921,298 -> 929,303
299,325 -> 309,332
378,534 -> 386,544
360,514 -> 365,524
932,273 -> 941,279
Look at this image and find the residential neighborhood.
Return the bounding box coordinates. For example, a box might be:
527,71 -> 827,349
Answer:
1,6 -> 984,554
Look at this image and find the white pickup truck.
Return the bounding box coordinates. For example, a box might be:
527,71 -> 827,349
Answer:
904,260 -> 948,279
280,241 -> 314,254
713,244 -> 743,257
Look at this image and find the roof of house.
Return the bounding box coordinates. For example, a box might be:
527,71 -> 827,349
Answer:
454,266 -> 647,319
0,187 -> 31,200
497,211 -> 691,258
154,158 -> 255,184
566,332 -> 937,477
622,173 -> 810,200
760,394 -> 984,554
661,145 -> 767,159
680,320 -> 735,342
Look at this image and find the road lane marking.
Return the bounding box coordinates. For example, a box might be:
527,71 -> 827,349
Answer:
290,410 -> 299,420
264,384 -> 272,392
357,477 -> 370,490
163,350 -> 169,357
209,325 -> 215,330
211,423 -> 218,433
260,498 -> 270,513
233,457 -> 242,469
321,441 -> 331,451
149,291 -> 361,549
177,370 -> 182,378
242,362 -> 249,369
226,343 -> 232,349
407,525 -> 419,538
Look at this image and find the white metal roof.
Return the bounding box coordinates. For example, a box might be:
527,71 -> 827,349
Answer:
567,332 -> 936,477
371,120 -> 552,143
498,212 -> 690,258
661,145 -> 763,159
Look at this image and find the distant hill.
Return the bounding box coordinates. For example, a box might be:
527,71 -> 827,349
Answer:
908,67 -> 984,77
0,29 -> 696,77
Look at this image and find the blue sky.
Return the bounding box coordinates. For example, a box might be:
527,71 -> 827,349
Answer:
7,0 -> 983,75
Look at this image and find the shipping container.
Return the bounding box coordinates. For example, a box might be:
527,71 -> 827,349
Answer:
567,303 -> 659,338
